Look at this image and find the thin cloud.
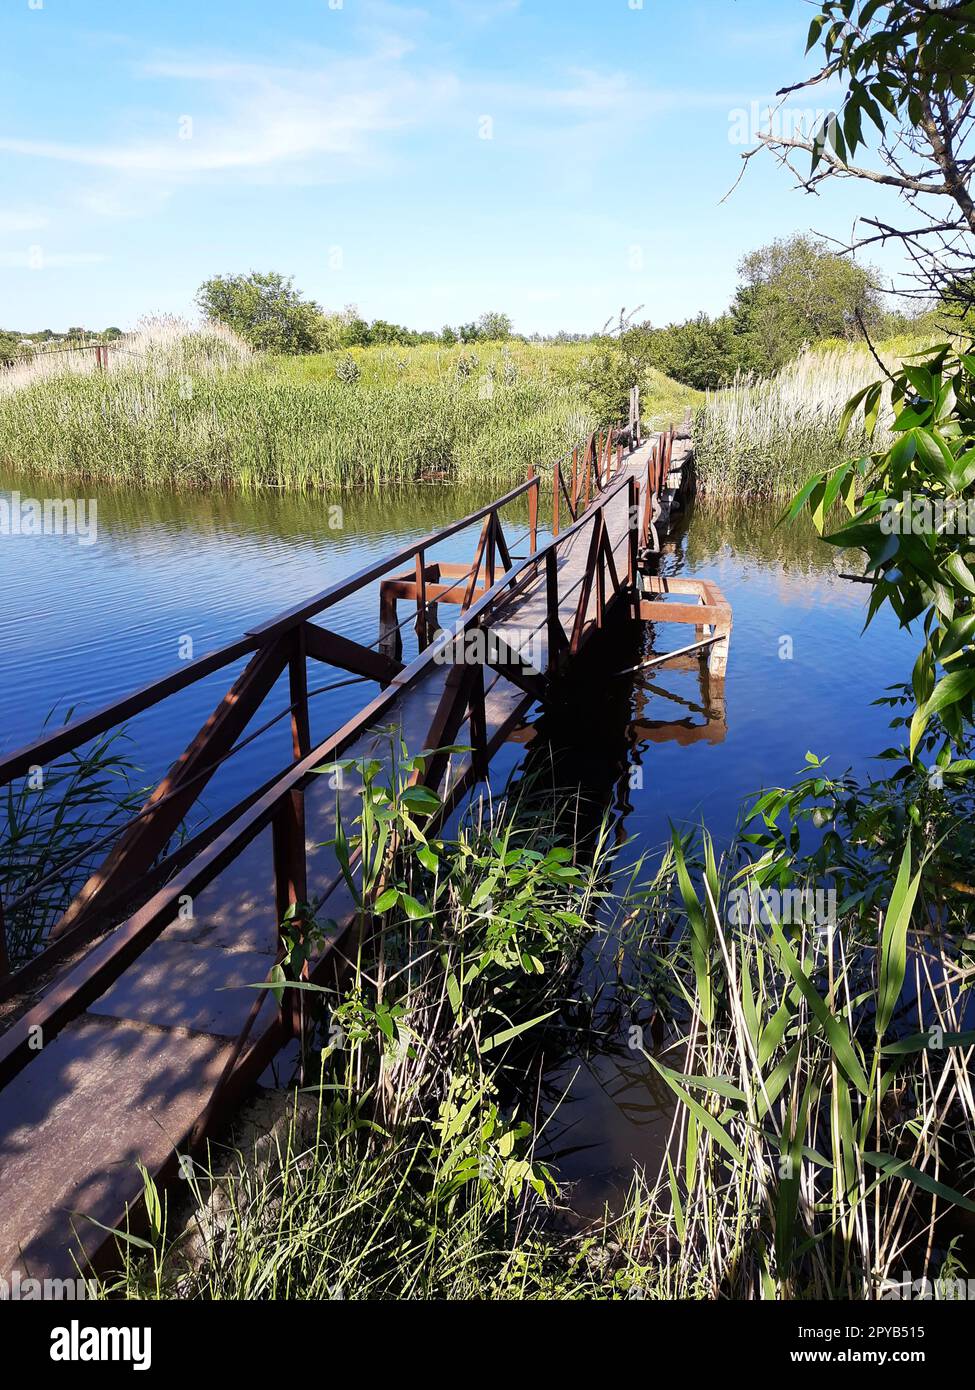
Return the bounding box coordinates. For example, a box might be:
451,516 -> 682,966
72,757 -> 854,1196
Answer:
0,47 -> 457,180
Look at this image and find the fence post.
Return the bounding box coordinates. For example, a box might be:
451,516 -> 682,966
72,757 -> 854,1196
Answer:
628,476 -> 638,594
485,513 -> 496,589
642,453 -> 655,550
545,546 -> 565,672
273,627 -> 311,1037
0,900 -> 9,983
552,462 -> 561,537
595,513 -> 606,627
415,550 -> 430,650
469,659 -> 488,779
527,466 -> 538,554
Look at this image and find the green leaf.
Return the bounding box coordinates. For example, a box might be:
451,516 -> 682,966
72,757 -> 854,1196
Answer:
881,1029 -> 975,1056
876,838 -> 921,1039
399,786 -> 442,816
769,918 -> 869,1095
864,1152 -> 975,1214
805,13 -> 827,52
481,1010 -> 557,1053
398,892 -> 431,920
946,552 -> 975,596
649,1057 -> 745,1165
672,831 -> 714,1024
910,670 -> 975,757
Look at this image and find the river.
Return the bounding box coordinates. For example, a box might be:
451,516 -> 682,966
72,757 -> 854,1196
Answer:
0,474 -> 918,1212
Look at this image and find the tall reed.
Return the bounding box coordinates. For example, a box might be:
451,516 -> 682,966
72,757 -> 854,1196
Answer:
694,343 -> 912,497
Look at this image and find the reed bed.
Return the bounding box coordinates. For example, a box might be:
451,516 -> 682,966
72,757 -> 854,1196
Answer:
0,321 -> 594,492
693,342 -> 917,497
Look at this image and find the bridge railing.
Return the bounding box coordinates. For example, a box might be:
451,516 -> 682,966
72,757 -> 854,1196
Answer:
0,474 -> 545,990
0,465 -> 643,1100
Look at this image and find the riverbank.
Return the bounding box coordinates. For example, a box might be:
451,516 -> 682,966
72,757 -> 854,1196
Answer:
0,323 -> 701,493
95,759 -> 975,1301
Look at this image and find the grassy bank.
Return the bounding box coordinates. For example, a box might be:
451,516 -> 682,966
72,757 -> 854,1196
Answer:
92,730 -> 975,1300
0,322 -> 700,493
97,769 -> 650,1299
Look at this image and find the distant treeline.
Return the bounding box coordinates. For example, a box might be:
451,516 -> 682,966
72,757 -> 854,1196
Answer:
5,232 -> 951,382
642,234 -> 950,389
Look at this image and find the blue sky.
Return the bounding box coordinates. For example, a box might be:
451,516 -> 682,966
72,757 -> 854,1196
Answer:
0,0 -> 909,335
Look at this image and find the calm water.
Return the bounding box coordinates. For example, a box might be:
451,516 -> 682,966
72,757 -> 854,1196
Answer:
0,475 -> 918,1210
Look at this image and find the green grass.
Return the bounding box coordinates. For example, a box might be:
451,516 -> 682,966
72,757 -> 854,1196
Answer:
0,323 -> 696,493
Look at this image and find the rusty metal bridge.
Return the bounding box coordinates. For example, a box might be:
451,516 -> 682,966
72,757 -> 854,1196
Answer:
0,410 -> 731,1279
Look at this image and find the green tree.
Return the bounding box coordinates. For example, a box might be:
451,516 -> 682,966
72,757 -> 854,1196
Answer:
440,325 -> 458,345
196,271 -> 322,354
0,330 -> 20,366
732,235 -> 880,374
569,317 -> 656,425
340,316 -> 372,347
477,311 -> 513,340
649,313 -> 746,390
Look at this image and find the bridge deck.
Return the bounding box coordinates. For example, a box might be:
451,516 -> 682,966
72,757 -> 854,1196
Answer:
0,429 -> 719,1279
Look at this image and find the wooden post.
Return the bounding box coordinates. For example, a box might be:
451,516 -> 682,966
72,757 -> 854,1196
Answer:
0,900 -> 9,983
641,454 -> 654,550
627,476 -> 638,595
595,514 -> 606,628
415,550 -> 429,650
274,627 -> 311,1036
378,585 -> 403,666
545,547 -> 564,672
527,466 -> 538,554
485,513 -> 496,590
469,659 -> 488,780
570,447 -> 580,515
552,462 -> 561,537
708,611 -> 733,679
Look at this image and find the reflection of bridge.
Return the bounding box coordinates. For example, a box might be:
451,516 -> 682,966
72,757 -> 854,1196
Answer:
0,414 -> 731,1279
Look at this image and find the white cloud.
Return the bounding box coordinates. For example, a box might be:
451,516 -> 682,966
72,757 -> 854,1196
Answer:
0,210 -> 49,233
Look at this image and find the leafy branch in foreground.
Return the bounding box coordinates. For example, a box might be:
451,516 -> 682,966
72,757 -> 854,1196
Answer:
790,341 -> 975,757
744,1 -> 975,308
